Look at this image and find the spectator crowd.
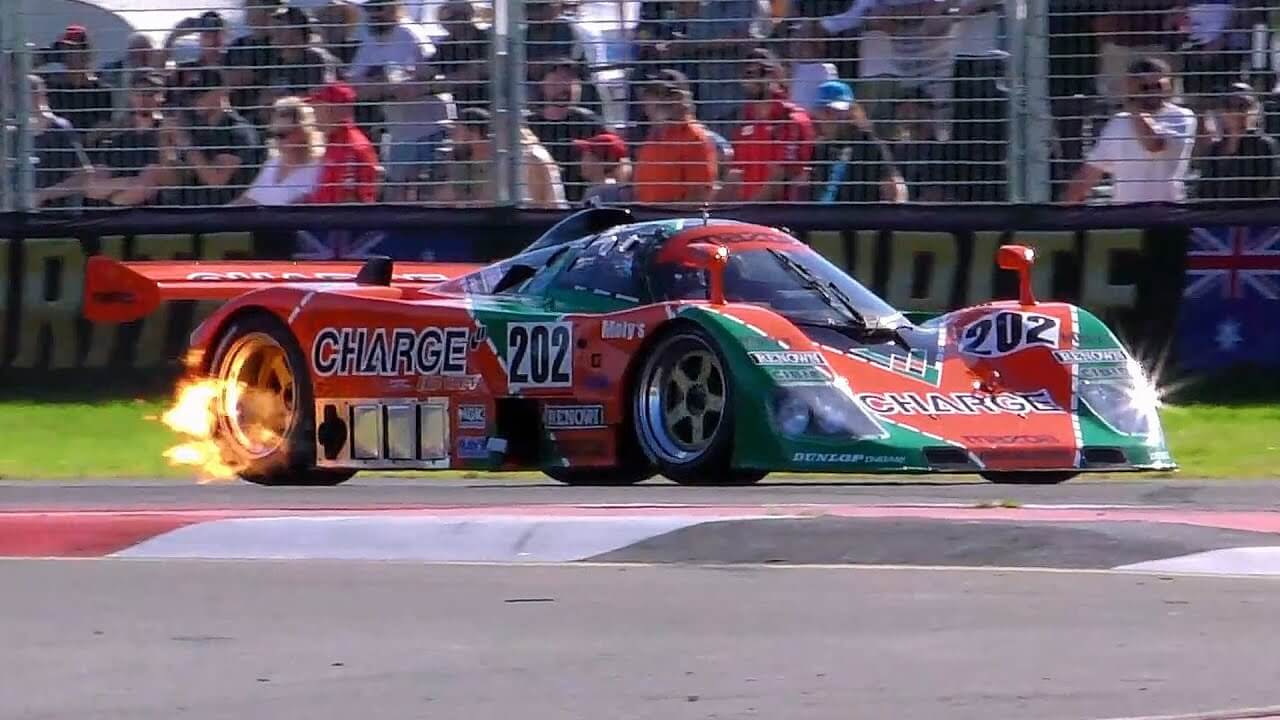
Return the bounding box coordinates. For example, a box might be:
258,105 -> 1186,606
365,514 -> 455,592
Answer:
13,0 -> 1280,210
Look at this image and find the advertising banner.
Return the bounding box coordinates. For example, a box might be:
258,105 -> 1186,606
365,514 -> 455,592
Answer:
1,218 -> 1191,392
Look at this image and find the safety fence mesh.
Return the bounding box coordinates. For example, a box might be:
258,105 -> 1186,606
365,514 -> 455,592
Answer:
1,0 -> 1277,211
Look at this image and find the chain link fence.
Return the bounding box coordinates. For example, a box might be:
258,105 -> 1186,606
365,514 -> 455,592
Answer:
2,0 -> 1278,212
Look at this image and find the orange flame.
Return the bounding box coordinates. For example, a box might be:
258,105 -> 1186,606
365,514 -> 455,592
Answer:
156,378 -> 241,483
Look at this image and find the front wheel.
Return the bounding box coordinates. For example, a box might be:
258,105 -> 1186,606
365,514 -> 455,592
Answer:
980,471 -> 1078,485
633,325 -> 759,486
209,313 -> 355,487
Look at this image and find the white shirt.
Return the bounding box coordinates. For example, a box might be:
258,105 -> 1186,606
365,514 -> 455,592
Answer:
242,156 -> 323,206
350,21 -> 453,144
1086,103 -> 1197,204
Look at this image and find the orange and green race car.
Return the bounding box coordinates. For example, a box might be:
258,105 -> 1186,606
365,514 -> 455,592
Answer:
83,208 -> 1174,486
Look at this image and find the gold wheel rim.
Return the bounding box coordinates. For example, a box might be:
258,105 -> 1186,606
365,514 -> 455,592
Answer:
220,332 -> 295,459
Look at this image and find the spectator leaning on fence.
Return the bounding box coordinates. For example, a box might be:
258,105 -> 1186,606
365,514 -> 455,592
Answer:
23,74 -> 93,210
808,80 -> 907,203
86,72 -> 167,207
307,81 -> 381,204
725,48 -> 816,203
1064,57 -> 1197,204
632,69 -> 718,206
233,97 -> 327,206
160,69 -> 264,206
1195,83 -> 1280,199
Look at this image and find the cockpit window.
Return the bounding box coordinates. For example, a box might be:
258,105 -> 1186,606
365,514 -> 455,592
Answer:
652,245 -> 901,326
549,230 -> 651,302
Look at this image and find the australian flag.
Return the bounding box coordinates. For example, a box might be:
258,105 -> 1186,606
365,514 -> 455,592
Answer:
1175,225 -> 1280,371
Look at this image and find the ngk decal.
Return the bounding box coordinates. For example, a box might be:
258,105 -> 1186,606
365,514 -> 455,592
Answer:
855,390 -> 1064,416
312,326 -> 482,376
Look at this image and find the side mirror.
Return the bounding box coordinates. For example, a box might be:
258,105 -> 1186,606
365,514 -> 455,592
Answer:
997,244 -> 1037,306
685,242 -> 730,305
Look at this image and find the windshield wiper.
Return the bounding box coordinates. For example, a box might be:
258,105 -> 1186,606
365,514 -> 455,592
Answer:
766,248 -> 864,325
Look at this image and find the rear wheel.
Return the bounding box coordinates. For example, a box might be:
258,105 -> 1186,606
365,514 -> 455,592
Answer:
633,326 -> 765,486
980,471 -> 1078,485
209,314 -> 355,487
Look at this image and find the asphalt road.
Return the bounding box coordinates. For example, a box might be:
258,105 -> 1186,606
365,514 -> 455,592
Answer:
5,476 -> 1280,511
3,560 -> 1279,720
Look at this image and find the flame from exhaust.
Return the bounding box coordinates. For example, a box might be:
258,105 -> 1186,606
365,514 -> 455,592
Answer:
157,378 -> 241,483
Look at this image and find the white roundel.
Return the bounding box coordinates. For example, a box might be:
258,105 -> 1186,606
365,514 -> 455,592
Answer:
960,311 -> 1060,357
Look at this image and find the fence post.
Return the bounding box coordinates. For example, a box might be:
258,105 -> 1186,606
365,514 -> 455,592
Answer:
0,0 -> 29,212
489,0 -> 524,208
1002,0 -> 1026,204
1023,0 -> 1052,203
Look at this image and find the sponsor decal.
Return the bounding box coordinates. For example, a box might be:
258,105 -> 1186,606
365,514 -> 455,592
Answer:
186,271 -> 448,282
601,320 -> 645,341
792,452 -> 907,464
458,404 -> 487,430
766,366 -> 832,385
749,350 -> 825,366
1078,365 -> 1130,380
1053,349 -> 1128,364
506,322 -> 573,390
855,390 -> 1065,416
313,326 -> 484,377
961,311 -> 1060,357
961,434 -> 1059,445
456,436 -> 489,459
544,404 -> 605,429
418,375 -> 483,392
583,373 -> 612,390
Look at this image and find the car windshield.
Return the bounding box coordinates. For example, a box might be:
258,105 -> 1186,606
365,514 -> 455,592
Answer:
652,245 -> 903,327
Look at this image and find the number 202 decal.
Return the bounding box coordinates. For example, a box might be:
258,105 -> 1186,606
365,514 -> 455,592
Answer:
506,322 -> 573,389
961,311 -> 1060,357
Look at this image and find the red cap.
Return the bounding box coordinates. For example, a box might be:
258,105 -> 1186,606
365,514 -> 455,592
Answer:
60,25 -> 88,46
573,132 -> 627,163
309,81 -> 356,105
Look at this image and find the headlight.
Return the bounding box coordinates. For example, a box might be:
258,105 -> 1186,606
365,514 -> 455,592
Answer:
1077,362 -> 1162,438
770,386 -> 886,439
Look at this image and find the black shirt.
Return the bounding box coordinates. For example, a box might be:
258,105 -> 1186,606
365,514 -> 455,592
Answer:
529,106 -> 605,204
28,116 -> 89,209
809,128 -> 898,203
434,26 -> 492,109
226,34 -> 280,122
1197,132 -> 1280,200
92,121 -> 161,176
268,46 -> 339,98
45,76 -> 114,136
181,110 -> 264,206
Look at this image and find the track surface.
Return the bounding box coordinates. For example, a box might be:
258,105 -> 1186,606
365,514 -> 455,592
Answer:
5,476 -> 1280,511
7,476 -> 1280,719
4,560 -> 1280,720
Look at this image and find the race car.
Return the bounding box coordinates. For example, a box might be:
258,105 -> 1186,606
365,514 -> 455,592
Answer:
83,207 -> 1175,486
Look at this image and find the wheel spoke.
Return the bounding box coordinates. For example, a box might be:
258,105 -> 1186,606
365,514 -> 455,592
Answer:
670,366 -> 692,393
692,353 -> 712,383
703,393 -> 725,413
688,413 -> 705,444
666,405 -> 691,428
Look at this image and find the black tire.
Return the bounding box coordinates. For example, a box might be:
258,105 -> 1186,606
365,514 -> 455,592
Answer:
208,313 -> 356,487
542,466 -> 652,486
980,471 -> 1079,485
632,324 -> 761,486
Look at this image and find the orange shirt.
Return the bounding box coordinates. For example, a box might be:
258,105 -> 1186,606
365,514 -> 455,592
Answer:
633,120 -> 717,204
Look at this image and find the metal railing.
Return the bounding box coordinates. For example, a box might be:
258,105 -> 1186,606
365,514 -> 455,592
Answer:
2,0 -> 1277,212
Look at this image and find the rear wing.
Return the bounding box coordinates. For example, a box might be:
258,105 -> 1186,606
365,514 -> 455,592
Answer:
83,256 -> 482,323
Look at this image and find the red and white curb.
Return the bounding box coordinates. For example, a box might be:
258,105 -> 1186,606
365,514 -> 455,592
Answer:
3,503 -> 1280,569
